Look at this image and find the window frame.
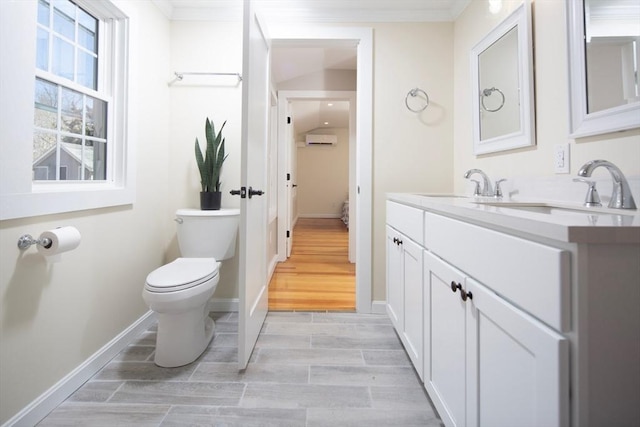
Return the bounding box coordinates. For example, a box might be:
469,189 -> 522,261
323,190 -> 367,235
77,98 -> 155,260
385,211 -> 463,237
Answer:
0,0 -> 133,220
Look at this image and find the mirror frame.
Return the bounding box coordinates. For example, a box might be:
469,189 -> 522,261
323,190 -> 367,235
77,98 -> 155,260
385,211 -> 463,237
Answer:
471,2 -> 535,155
567,0 -> 640,138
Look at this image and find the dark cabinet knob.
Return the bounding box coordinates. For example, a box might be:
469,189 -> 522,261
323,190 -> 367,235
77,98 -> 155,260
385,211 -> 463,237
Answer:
450,281 -> 472,302
451,281 -> 462,293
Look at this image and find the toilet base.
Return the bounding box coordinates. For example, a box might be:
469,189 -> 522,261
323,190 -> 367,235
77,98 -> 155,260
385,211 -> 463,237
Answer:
153,304 -> 215,367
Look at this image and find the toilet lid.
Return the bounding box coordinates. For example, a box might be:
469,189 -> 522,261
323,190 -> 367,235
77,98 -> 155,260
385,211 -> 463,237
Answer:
145,258 -> 218,293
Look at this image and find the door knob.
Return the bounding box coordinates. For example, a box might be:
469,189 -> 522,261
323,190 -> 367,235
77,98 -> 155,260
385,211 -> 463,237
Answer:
248,187 -> 264,198
230,187 -> 246,198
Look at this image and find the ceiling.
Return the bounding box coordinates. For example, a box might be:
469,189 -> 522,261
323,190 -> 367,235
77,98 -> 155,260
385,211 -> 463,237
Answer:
158,0 -> 471,22
273,46 -> 356,135
291,100 -> 351,138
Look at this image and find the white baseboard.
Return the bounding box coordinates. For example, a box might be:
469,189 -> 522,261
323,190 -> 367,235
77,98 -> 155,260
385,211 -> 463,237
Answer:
208,298 -> 239,312
371,300 -> 387,315
2,310 -> 156,427
298,213 -> 341,219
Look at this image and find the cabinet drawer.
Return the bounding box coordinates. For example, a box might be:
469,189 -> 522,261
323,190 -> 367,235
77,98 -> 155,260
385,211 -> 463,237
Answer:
387,201 -> 424,245
424,212 -> 570,331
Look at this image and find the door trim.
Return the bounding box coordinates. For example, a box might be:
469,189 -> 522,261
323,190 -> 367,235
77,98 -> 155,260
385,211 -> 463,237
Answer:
277,90 -> 356,264
270,26 -> 373,313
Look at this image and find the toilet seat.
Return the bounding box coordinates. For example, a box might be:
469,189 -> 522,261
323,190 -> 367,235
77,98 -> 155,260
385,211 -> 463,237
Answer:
145,258 -> 218,293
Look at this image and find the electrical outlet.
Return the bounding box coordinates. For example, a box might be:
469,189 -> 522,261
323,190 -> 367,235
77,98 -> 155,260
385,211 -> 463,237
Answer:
554,143 -> 570,174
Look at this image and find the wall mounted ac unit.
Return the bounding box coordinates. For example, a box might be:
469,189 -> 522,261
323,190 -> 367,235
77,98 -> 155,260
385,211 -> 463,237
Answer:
305,134 -> 337,146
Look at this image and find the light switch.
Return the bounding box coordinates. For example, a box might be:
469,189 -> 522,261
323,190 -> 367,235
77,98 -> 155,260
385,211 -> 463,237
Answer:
554,143 -> 570,174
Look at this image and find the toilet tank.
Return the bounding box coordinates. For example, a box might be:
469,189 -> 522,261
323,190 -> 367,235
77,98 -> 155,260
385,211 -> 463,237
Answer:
175,208 -> 240,260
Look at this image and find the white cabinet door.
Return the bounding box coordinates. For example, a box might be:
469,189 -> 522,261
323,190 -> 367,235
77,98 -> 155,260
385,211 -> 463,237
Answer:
386,226 -> 403,331
402,237 -> 423,379
424,251 -> 467,427
465,277 -> 569,427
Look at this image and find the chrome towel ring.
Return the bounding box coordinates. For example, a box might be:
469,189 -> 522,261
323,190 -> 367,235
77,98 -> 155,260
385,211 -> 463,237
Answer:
405,87 -> 429,112
480,87 -> 505,112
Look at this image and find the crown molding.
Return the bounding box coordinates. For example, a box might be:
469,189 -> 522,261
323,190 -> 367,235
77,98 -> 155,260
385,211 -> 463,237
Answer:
153,0 -> 471,22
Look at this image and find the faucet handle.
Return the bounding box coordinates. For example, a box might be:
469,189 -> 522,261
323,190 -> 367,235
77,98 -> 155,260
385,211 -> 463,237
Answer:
573,178 -> 602,207
494,179 -> 507,198
470,180 -> 481,197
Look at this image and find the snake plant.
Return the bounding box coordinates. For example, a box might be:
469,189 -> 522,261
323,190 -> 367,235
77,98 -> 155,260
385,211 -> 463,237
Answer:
195,118 -> 227,192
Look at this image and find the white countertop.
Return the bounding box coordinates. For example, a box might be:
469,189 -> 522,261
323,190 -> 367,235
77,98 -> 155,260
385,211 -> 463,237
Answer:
387,193 -> 640,244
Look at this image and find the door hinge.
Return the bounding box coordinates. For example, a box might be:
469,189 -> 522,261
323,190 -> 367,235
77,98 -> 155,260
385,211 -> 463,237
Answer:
287,173 -> 291,181
287,116 -> 291,124
286,230 -> 290,238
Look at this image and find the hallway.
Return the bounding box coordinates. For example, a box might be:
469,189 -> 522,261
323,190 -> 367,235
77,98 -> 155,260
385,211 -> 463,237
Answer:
268,218 -> 355,311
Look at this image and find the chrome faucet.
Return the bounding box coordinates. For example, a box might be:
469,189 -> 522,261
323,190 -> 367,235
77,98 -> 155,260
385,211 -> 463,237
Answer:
464,169 -> 493,197
577,160 -> 637,209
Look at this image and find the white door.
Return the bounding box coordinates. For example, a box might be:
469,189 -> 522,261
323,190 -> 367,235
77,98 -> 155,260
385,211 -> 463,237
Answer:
238,0 -> 270,370
401,237 -> 423,380
385,226 -> 403,331
285,102 -> 295,258
423,251 -> 467,427
465,277 -> 569,427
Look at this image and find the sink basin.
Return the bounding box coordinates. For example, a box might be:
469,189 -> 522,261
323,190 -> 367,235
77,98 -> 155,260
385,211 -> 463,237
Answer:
413,193 -> 468,198
474,201 -> 636,216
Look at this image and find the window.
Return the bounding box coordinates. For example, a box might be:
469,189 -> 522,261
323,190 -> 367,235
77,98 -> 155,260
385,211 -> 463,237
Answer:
0,0 -> 132,220
34,0 -> 107,182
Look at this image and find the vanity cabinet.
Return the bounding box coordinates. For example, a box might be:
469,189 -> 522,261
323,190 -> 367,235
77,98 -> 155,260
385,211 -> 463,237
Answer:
386,201 -> 424,379
387,194 -> 640,427
424,250 -> 569,427
387,200 -> 572,427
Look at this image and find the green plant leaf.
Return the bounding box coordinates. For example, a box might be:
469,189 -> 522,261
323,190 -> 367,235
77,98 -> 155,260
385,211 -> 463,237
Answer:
195,117 -> 228,193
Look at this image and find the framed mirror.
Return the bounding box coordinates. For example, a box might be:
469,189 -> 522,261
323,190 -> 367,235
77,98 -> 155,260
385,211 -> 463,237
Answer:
471,2 -> 535,155
567,0 -> 640,138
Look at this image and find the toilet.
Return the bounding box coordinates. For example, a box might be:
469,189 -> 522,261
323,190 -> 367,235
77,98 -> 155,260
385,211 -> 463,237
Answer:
142,208 -> 240,367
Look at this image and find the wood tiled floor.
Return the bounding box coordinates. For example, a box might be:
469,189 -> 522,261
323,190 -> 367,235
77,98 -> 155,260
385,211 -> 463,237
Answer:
269,218 -> 356,311
38,312 -> 443,426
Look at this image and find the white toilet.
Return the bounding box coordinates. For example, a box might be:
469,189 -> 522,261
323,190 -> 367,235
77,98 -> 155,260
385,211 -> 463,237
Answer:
142,208 -> 240,367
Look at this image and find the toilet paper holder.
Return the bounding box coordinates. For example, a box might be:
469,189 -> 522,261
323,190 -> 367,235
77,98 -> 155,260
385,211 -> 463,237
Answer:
17,234 -> 52,250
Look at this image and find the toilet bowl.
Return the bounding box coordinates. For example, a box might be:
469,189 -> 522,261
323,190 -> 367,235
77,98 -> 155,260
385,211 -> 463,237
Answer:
142,208 -> 240,368
143,258 -> 220,367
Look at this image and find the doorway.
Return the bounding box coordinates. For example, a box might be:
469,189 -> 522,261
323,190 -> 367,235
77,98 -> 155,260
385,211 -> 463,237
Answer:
270,94 -> 355,311
268,26 -> 373,313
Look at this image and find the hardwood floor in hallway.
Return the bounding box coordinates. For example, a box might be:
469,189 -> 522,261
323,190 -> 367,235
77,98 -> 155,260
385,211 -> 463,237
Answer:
268,218 -> 356,311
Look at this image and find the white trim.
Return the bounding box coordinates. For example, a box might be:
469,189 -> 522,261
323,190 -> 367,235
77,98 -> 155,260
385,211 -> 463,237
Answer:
566,0 -> 640,138
268,254 -> 278,283
151,0 -> 471,22
298,213 -> 342,219
0,0 -> 135,221
470,2 -> 536,155
270,26 -> 373,314
1,311 -> 155,427
208,298 -> 239,313
371,300 -> 388,315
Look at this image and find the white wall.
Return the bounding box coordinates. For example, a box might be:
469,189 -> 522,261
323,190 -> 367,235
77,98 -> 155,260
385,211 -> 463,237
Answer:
166,20 -> 244,300
453,0 -> 640,195
297,128 -> 350,217
278,69 -> 357,91
0,1 -> 171,423
371,22 -> 455,301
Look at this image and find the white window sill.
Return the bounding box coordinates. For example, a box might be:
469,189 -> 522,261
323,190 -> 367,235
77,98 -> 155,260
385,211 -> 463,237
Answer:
1,185 -> 135,221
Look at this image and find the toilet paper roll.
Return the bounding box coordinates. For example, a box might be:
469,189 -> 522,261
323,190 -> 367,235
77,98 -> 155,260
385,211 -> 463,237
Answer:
36,226 -> 81,262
